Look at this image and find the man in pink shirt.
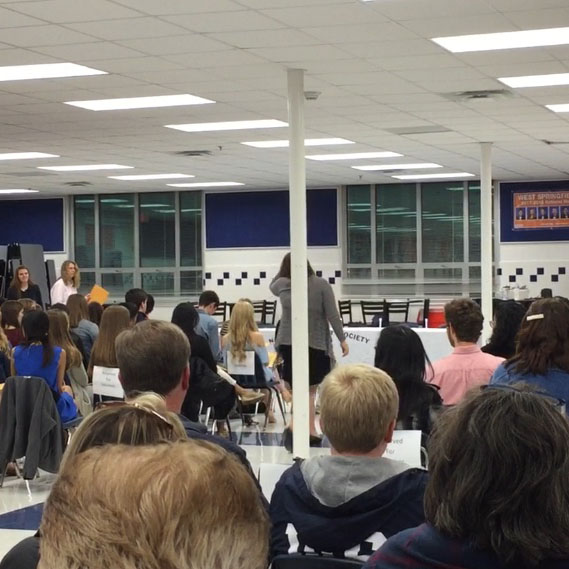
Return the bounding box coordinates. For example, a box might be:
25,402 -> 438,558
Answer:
430,298 -> 504,405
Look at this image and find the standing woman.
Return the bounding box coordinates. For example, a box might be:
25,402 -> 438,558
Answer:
6,265 -> 43,307
67,294 -> 98,362
11,311 -> 77,422
0,300 -> 24,347
88,305 -> 131,378
50,260 -> 80,306
47,309 -> 92,417
270,253 -> 349,448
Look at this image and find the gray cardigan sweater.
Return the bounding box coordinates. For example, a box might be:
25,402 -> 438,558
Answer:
270,275 -> 345,356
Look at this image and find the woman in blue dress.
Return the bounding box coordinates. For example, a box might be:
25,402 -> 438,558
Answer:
11,310 -> 78,422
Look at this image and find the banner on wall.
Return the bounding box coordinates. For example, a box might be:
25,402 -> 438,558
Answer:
513,191 -> 569,229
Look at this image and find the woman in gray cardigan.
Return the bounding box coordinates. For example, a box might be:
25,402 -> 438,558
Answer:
271,253 -> 348,449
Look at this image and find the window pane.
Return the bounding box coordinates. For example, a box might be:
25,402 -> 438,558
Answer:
139,193 -> 175,268
346,267 -> 371,278
100,195 -> 135,268
181,270 -> 203,294
377,268 -> 415,279
142,272 -> 174,295
180,192 -> 202,267
422,182 -> 464,262
469,266 -> 481,279
424,268 -> 462,280
101,272 -> 133,296
468,183 -> 481,262
376,184 -> 417,263
80,271 -> 96,293
346,185 -> 371,264
74,196 -> 95,268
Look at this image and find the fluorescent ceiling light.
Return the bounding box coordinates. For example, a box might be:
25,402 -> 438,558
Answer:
165,119 -> 287,132
109,173 -> 194,181
167,182 -> 244,188
0,62 -> 107,82
242,138 -> 355,148
0,152 -> 59,160
353,163 -> 442,171
39,164 -> 133,172
65,94 -> 214,111
392,172 -> 475,180
100,198 -> 128,204
432,27 -> 569,53
546,104 -> 569,113
498,73 -> 569,88
0,189 -> 38,194
306,151 -> 402,161
140,203 -> 170,208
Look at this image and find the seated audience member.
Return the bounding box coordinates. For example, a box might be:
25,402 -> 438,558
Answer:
429,298 -> 503,404
0,393 -> 187,569
0,300 -> 24,347
119,301 -> 138,325
0,327 -> 11,382
87,301 -> 103,326
124,288 -> 148,324
363,385 -> 569,569
270,364 -> 427,561
481,300 -> 526,359
115,320 -> 261,483
38,440 -> 269,569
6,265 -> 43,307
48,303 -> 87,367
490,298 -> 569,408
11,311 -> 78,423
375,325 -> 441,437
145,293 -> 154,317
195,290 -> 222,361
19,298 -> 39,313
67,294 -> 98,362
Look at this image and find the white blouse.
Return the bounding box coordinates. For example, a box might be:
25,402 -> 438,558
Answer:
50,278 -> 77,305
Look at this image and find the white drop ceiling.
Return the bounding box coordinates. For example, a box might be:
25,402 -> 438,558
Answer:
1,0 -> 569,195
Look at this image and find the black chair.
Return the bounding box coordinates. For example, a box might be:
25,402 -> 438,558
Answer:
360,300 -> 387,326
385,300 -> 410,325
338,300 -> 353,326
252,301 -> 265,323
213,302 -> 227,321
407,299 -> 430,327
272,554 -> 364,569
262,300 -> 277,325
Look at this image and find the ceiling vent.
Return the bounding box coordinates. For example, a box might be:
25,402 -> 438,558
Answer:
64,181 -> 92,187
173,150 -> 213,157
443,89 -> 515,103
386,125 -> 451,135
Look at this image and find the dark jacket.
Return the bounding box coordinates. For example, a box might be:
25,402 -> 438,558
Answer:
0,376 -> 63,479
363,523 -> 569,569
0,535 -> 39,569
6,284 -> 43,308
270,457 -> 427,560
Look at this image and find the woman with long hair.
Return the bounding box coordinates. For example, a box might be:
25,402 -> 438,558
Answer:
0,299 -> 24,347
67,294 -> 98,362
490,298 -> 569,408
482,300 -> 527,359
87,305 -> 131,377
47,309 -> 92,417
11,310 -> 77,422
271,252 -> 348,448
50,260 -> 80,305
6,265 -> 43,307
0,326 -> 11,382
374,325 -> 441,436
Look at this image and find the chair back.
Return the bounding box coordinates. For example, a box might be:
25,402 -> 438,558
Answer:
360,300 -> 387,326
213,302 -> 227,321
229,351 -> 267,389
407,298 -> 430,327
338,300 -> 353,325
252,300 -> 265,322
262,300 -> 277,325
272,554 -> 364,569
92,366 -> 124,400
385,300 -> 410,324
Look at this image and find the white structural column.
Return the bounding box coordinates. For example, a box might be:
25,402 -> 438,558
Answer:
287,68 -> 310,458
480,142 -> 493,342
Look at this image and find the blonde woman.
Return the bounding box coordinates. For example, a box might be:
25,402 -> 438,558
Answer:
50,260 -> 80,305
47,309 -> 92,417
0,326 -> 11,382
222,300 -> 275,423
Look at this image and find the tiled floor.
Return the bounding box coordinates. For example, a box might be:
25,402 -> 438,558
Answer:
0,410 -> 328,560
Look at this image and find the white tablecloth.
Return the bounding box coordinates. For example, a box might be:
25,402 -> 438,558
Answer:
260,326 -> 452,366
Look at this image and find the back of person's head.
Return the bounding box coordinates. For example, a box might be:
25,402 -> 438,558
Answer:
510,298 -> 569,375
19,298 -> 39,313
277,252 -> 314,279
486,300 -> 527,359
88,301 -> 103,326
90,305 -> 131,369
47,309 -> 81,369
228,300 -> 257,362
21,310 -> 53,367
115,320 -> 190,396
320,364 -> 399,454
0,300 -> 23,328
66,293 -> 89,328
444,298 -> 483,343
125,288 -> 147,311
40,440 -> 270,569
49,303 -> 68,313
145,293 -> 155,316
60,392 -> 187,471
198,290 -> 219,308
119,301 -> 138,323
425,385 -> 569,565
171,302 -> 199,341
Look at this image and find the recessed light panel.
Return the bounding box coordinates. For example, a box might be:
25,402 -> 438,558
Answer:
432,27 -> 569,53
109,173 -> 195,181
165,119 -> 287,133
0,152 -> 59,160
546,104 -> 569,113
353,163 -> 442,171
0,62 -> 107,82
0,189 -> 38,194
306,151 -> 402,161
167,182 -> 244,188
393,172 -> 474,180
65,94 -> 215,111
242,138 -> 355,148
498,73 -> 569,88
39,164 -> 133,172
